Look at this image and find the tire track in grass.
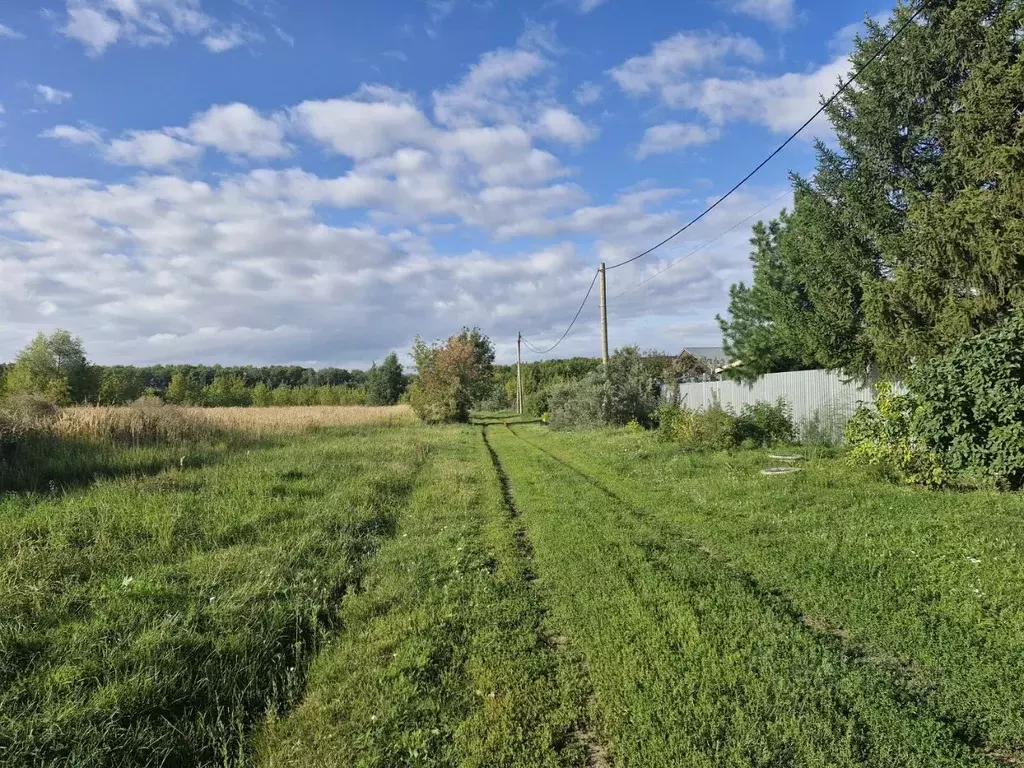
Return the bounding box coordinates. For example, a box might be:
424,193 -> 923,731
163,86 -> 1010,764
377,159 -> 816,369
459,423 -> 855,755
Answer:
481,425 -> 613,768
495,424 -> 996,768
507,426 -> 1015,763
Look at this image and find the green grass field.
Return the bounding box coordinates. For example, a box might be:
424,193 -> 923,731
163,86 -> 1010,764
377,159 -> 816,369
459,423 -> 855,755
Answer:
2,414 -> 1022,766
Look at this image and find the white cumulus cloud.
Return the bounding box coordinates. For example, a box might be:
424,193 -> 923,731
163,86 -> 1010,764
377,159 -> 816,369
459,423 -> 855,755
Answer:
291,97 -> 435,159
59,0 -> 261,56
185,103 -> 288,158
105,131 -> 202,167
667,55 -> 849,133
609,31 -> 764,95
41,124 -> 103,145
724,0 -> 797,29
636,123 -> 720,158
535,107 -> 597,146
0,23 -> 25,39
36,85 -> 73,105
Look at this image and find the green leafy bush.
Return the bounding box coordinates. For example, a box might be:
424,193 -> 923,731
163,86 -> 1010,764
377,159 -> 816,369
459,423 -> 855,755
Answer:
845,382 -> 946,487
658,403 -> 738,451
547,347 -> 660,431
909,312 -> 1024,489
547,376 -> 607,431
799,404 -> 851,447
734,400 -> 794,447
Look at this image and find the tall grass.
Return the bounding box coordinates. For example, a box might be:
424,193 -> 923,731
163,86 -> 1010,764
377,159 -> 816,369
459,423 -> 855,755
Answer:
0,401 -> 413,493
0,425 -> 434,766
191,405 -> 414,435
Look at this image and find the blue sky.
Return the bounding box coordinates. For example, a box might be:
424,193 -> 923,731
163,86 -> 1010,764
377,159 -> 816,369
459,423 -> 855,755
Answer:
0,0 -> 881,367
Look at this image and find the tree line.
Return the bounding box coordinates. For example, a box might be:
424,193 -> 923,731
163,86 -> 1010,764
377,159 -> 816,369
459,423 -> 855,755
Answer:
0,331 -> 408,406
718,0 -> 1023,380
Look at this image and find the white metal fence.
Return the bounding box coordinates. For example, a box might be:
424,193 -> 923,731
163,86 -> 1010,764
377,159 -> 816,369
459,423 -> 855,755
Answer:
673,369 -> 879,441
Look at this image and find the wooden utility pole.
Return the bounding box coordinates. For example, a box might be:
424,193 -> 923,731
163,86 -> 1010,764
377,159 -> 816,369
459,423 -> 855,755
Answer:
599,262 -> 609,366
516,332 -> 524,415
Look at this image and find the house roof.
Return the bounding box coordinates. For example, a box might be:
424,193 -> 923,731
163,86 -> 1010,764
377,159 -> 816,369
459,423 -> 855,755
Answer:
677,347 -> 727,362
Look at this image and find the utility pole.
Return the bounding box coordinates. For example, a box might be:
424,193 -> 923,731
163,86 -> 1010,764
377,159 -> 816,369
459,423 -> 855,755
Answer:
516,332 -> 524,415
599,262 -> 609,366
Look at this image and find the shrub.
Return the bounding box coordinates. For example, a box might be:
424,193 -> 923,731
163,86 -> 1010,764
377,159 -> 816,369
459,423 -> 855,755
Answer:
675,405 -> 738,451
523,383 -> 558,418
546,347 -> 661,431
799,403 -> 852,447
909,311 -> 1024,488
409,328 -> 495,424
657,402 -> 738,450
845,382 -> 946,486
734,399 -> 794,447
547,376 -> 607,431
1,392 -> 61,425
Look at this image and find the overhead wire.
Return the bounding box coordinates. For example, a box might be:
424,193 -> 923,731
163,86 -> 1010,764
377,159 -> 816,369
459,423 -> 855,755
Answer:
517,0 -> 930,355
604,0 -> 930,272
609,189 -> 793,301
520,268 -> 600,355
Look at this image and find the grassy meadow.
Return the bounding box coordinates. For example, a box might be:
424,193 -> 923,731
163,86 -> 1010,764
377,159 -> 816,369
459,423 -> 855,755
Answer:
1,406 -> 1023,766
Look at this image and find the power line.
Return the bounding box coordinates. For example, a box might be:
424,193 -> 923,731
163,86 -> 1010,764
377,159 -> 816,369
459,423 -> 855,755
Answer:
605,0 -> 930,272
521,268 -> 600,355
610,189 -> 793,301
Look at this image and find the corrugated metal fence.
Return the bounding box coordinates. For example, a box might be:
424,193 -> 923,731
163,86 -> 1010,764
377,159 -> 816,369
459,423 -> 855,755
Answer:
674,369 -> 879,440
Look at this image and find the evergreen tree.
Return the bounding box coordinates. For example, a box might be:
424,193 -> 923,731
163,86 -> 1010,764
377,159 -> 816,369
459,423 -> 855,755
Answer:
366,352 -> 405,405
720,0 -> 1024,377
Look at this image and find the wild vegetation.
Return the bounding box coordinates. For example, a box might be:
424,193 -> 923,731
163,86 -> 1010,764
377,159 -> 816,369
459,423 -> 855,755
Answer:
2,1 -> 1024,765
0,330 -> 408,407
718,0 -> 1024,380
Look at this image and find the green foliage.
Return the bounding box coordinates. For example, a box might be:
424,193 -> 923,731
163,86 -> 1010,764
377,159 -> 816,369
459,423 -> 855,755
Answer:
164,371 -> 196,405
719,1 -> 1024,378
97,366 -> 146,405
845,382 -> 946,487
909,312 -> 1024,489
491,357 -> 602,400
547,347 -> 660,431
798,404 -> 853,447
251,381 -> 273,407
366,352 -> 405,406
547,376 -> 607,431
3,330 -> 90,404
734,400 -> 794,448
658,403 -> 738,451
718,185 -> 875,379
409,328 -> 495,423
200,374 -> 252,407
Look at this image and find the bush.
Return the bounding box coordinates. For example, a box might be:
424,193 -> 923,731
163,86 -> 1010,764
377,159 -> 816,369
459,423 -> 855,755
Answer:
1,393 -> 61,425
546,347 -> 661,431
604,347 -> 661,427
547,376 -> 607,431
909,311 -> 1024,488
409,328 -> 494,424
523,383 -> 558,418
663,404 -> 738,451
799,403 -> 852,447
845,382 -> 946,486
734,399 -> 794,447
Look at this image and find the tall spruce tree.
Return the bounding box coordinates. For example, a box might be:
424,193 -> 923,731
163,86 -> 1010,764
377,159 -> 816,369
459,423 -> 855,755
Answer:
720,0 -> 1024,377
366,352 -> 405,405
